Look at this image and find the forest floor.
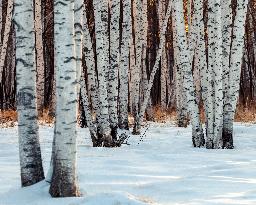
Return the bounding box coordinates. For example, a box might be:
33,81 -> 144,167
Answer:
0,122 -> 256,205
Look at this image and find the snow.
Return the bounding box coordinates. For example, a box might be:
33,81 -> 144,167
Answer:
0,122 -> 256,205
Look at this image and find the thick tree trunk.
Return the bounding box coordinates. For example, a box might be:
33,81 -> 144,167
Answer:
173,0 -> 204,147
93,0 -> 114,146
222,0 -> 249,149
14,0 -> 44,187
49,0 -> 79,197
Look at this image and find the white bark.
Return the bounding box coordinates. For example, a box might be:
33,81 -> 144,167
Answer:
0,0 -> 14,80
131,0 -> 143,134
34,0 -> 45,112
119,0 -> 132,129
14,0 -> 44,187
93,0 -> 113,145
49,0 -> 79,197
109,0 -> 120,129
205,0 -> 223,149
80,70 -> 98,146
222,0 -> 249,149
172,9 -> 188,127
173,0 -> 204,147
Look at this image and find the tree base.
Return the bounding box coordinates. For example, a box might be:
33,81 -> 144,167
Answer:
49,163 -> 80,197
92,126 -> 129,147
119,121 -> 129,130
192,130 -> 205,148
222,129 -> 234,149
21,169 -> 45,187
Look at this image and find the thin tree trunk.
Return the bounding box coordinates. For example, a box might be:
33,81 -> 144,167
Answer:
0,0 -> 14,80
119,0 -> 132,129
109,0 -> 120,133
34,0 -> 45,113
83,6 -> 99,115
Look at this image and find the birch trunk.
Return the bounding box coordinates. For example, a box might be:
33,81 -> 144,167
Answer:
172,11 -> 188,127
205,0 -> 223,149
49,0 -> 79,197
131,0 -> 143,134
109,0 -> 120,132
34,0 -> 45,113
80,70 -> 98,146
0,0 -> 14,80
93,0 -> 113,146
82,6 -> 98,115
119,0 -> 132,129
222,0 -> 249,149
14,0 -> 44,187
173,0 -> 204,147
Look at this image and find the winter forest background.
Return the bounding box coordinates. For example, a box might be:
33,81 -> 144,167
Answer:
0,0 -> 256,204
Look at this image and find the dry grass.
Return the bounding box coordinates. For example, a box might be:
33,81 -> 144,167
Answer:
0,109 -> 17,124
235,104 -> 256,123
0,108 -> 54,127
1,104 -> 256,127
38,108 -> 55,124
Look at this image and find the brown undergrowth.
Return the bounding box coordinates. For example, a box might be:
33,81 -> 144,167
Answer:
0,108 -> 54,127
1,104 -> 256,127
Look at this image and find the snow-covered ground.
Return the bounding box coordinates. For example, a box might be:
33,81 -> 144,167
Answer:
0,122 -> 256,205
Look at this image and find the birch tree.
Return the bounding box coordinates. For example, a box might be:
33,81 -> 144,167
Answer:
34,0 -> 45,113
131,0 -> 143,134
93,0 -> 115,146
109,0 -> 120,133
203,0 -> 223,149
172,0 -> 204,147
159,0 -> 168,109
49,0 -> 79,197
0,0 -> 14,80
14,0 -> 44,187
82,5 -> 98,115
119,0 -> 132,129
222,0 -> 249,148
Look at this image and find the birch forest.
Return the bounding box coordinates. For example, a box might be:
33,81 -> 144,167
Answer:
0,0 -> 256,203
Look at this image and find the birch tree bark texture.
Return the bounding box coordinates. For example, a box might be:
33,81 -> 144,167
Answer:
119,0 -> 132,130
14,0 -> 45,187
93,0 -> 120,147
222,0 -> 249,149
203,0 -> 223,149
172,0 -> 204,147
109,0 -> 120,134
172,10 -> 188,127
49,0 -> 80,197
